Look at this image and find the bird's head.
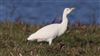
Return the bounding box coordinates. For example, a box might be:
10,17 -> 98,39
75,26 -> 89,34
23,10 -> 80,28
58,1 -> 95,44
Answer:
64,8 -> 75,15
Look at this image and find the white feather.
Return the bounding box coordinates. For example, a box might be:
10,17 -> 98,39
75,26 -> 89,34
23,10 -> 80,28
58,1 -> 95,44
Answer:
27,8 -> 75,45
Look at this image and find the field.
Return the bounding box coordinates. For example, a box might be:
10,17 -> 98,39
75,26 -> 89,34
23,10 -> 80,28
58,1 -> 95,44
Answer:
0,22 -> 100,56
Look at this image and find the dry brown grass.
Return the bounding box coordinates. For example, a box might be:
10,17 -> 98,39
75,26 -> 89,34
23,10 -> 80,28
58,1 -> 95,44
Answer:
0,22 -> 100,56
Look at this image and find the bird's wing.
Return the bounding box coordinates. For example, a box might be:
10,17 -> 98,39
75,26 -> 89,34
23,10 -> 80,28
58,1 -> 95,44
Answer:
34,24 -> 59,38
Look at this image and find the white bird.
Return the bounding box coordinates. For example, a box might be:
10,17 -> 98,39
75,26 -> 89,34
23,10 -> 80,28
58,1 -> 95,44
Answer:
27,8 -> 75,45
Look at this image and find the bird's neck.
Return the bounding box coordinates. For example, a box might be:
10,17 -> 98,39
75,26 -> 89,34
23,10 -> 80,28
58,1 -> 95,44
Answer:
61,11 -> 68,26
57,11 -> 68,36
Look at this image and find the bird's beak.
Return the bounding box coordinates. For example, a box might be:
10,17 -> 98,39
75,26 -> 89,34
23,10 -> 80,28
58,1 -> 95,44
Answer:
71,8 -> 75,10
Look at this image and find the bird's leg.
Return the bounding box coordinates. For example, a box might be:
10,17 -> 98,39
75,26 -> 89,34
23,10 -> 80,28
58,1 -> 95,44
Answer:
47,38 -> 53,45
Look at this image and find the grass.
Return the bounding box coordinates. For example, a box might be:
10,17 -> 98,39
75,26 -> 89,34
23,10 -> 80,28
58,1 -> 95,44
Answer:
0,22 -> 100,56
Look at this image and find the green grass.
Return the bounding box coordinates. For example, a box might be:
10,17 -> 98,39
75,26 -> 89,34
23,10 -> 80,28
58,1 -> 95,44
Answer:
0,22 -> 100,56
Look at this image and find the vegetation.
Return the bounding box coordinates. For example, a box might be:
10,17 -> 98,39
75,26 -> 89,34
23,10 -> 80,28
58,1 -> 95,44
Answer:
0,22 -> 100,56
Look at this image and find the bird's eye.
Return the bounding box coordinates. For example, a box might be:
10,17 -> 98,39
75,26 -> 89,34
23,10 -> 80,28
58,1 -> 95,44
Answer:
66,9 -> 69,11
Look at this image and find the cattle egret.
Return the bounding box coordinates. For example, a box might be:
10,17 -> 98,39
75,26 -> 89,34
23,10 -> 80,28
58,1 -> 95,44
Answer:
27,8 -> 75,45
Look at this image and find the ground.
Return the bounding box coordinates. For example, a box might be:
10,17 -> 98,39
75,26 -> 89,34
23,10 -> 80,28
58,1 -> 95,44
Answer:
0,22 -> 100,56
